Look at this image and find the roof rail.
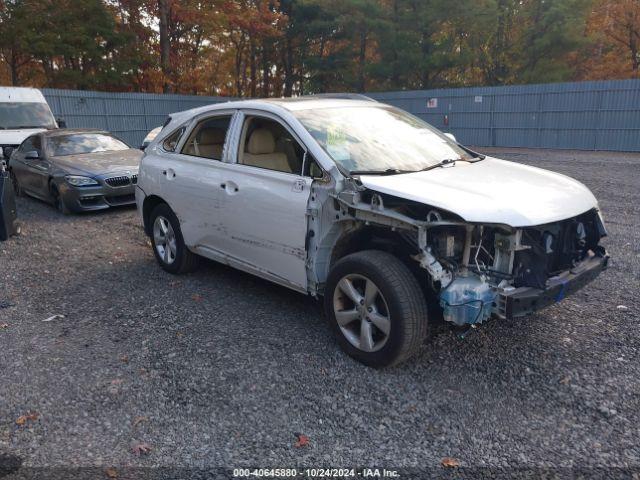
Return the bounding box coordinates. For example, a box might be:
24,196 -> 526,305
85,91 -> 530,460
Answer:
301,93 -> 378,102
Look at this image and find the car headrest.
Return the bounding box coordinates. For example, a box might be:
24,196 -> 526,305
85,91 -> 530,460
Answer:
247,129 -> 275,155
199,128 -> 225,145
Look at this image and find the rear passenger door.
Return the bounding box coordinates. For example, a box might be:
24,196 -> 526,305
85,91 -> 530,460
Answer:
215,112 -> 313,291
164,112 -> 235,249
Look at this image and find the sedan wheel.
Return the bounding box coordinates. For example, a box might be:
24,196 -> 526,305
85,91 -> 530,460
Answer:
333,274 -> 391,352
153,215 -> 177,265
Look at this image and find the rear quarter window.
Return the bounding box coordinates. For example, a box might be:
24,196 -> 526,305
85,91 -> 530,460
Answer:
162,127 -> 186,152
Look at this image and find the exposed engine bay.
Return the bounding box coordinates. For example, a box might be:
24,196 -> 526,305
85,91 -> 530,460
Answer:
319,183 -> 609,327
418,208 -> 608,325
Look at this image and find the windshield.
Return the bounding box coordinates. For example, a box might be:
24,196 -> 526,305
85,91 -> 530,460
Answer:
49,134 -> 129,157
0,102 -> 57,130
294,105 -> 473,173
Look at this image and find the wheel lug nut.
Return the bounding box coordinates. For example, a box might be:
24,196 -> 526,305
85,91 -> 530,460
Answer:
367,307 -> 373,312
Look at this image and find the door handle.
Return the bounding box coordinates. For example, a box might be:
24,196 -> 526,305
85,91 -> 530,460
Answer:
221,182 -> 239,193
162,168 -> 176,178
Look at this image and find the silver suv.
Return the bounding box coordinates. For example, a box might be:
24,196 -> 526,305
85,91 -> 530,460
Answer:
136,97 -> 608,367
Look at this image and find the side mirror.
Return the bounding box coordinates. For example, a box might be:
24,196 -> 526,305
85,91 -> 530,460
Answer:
25,151 -> 40,160
444,133 -> 457,143
140,143 -> 148,151
57,118 -> 67,128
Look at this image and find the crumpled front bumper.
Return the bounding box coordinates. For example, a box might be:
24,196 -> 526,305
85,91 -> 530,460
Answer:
496,251 -> 609,320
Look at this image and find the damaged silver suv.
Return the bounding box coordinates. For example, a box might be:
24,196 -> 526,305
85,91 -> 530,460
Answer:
136,96 -> 608,367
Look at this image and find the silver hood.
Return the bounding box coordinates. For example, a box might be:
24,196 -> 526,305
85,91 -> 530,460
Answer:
358,157 -> 599,227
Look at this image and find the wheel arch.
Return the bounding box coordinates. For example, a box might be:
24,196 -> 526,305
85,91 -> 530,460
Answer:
142,194 -> 169,235
314,224 -> 423,295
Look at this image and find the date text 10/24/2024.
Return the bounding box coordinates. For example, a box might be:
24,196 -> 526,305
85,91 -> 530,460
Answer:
233,468 -> 401,478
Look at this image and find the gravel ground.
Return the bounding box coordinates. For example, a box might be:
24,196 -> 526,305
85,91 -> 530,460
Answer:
0,148 -> 638,478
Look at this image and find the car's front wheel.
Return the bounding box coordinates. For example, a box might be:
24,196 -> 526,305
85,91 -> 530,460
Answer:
49,182 -> 70,215
324,250 -> 429,367
149,203 -> 199,274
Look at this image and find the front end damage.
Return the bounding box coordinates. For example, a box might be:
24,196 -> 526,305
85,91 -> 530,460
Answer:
415,208 -> 609,325
313,180 -> 609,328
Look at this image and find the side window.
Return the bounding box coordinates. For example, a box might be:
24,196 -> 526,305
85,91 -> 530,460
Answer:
238,117 -> 305,174
181,115 -> 232,160
19,135 -> 41,155
303,155 -> 324,178
19,137 -> 34,153
162,127 -> 185,152
32,136 -> 42,155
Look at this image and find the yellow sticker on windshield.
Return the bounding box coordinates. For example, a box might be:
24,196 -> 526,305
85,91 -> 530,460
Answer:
327,125 -> 346,146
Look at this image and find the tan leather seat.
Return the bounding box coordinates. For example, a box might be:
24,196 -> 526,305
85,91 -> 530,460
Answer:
185,127 -> 225,159
243,129 -> 290,172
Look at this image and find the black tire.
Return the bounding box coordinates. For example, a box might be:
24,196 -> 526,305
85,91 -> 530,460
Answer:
9,170 -> 23,197
50,182 -> 70,215
149,203 -> 199,274
324,250 -> 429,367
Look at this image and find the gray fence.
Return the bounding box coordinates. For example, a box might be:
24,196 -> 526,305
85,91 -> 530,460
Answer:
369,79 -> 640,151
42,79 -> 640,151
41,89 -> 230,147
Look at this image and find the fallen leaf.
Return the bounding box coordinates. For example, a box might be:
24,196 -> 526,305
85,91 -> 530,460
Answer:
0,323 -> 8,329
559,376 -> 571,385
105,467 -> 118,478
131,442 -> 152,456
16,412 -> 39,426
133,416 -> 148,427
119,354 -> 129,363
294,434 -> 310,448
441,457 -> 460,468
191,294 -> 203,302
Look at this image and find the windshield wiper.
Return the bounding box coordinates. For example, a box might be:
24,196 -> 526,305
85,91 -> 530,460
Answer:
13,125 -> 46,129
349,168 -> 415,176
418,158 -> 460,172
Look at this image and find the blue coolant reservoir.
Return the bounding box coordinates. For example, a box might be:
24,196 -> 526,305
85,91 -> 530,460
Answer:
439,275 -> 496,326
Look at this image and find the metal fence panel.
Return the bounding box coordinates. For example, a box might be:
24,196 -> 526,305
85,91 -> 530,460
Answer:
41,79 -> 640,151
41,89 -> 230,146
368,79 -> 640,151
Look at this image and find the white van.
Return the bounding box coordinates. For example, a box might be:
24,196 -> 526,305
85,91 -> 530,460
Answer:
0,87 -> 60,160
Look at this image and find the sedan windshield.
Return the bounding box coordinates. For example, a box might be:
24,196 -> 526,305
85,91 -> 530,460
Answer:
49,134 -> 129,157
0,102 -> 57,130
294,105 -> 473,173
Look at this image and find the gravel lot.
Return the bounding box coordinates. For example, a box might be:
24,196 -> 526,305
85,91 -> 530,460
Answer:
0,148 -> 638,478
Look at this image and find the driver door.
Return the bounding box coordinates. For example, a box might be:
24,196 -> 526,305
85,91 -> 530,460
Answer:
216,113 -> 313,291
13,135 -> 48,198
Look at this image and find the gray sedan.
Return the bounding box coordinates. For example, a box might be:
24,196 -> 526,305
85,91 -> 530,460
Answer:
9,129 -> 142,214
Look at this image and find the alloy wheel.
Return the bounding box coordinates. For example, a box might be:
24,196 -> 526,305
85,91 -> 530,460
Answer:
332,274 -> 391,352
153,215 -> 177,265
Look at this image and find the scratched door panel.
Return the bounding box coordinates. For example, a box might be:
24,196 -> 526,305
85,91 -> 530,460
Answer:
217,164 -> 311,290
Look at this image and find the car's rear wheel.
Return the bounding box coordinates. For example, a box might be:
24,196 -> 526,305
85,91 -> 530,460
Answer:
324,250 -> 429,367
149,203 -> 199,274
